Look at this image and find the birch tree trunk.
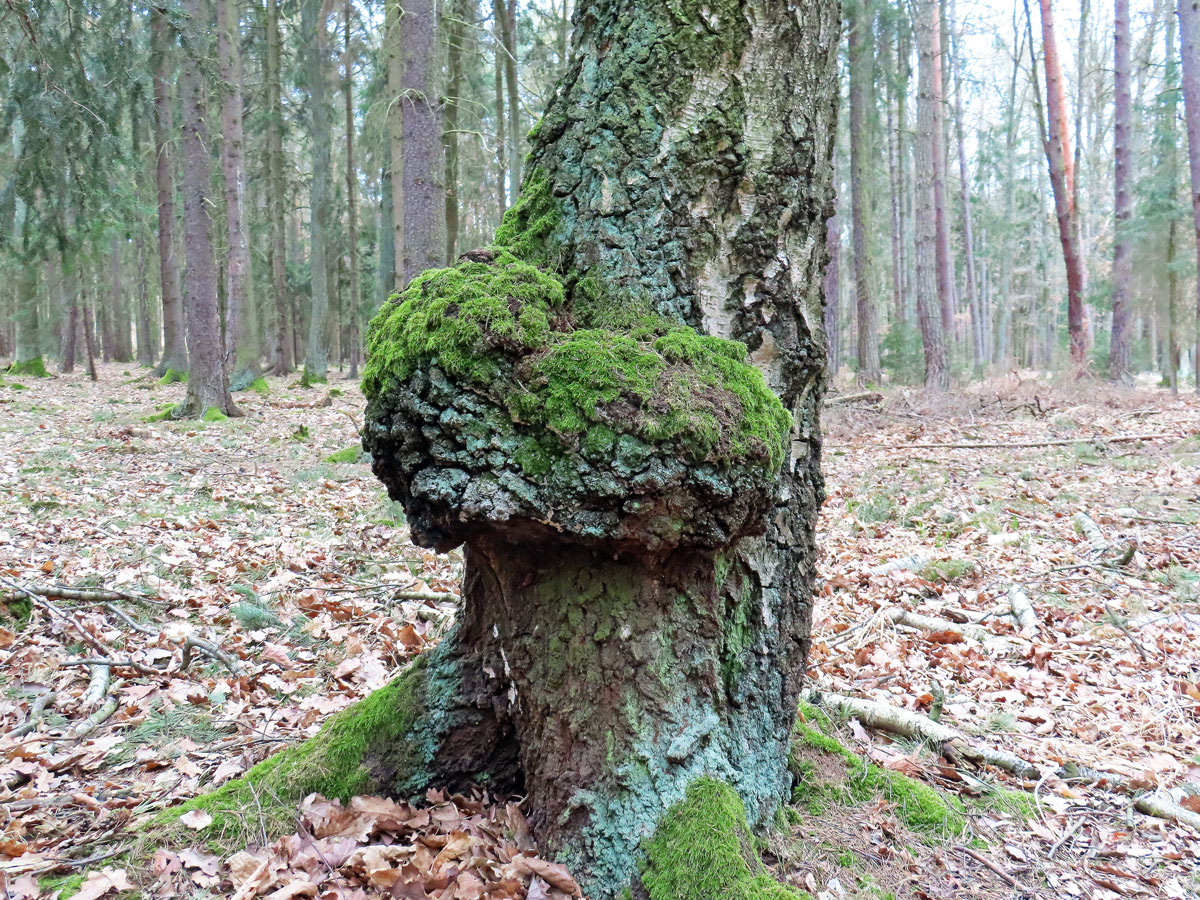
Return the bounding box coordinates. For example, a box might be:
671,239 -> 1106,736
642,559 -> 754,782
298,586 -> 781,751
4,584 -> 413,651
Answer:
195,3 -> 837,896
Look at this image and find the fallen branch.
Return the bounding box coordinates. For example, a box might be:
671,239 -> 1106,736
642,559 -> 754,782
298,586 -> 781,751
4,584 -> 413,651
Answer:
869,554 -> 931,576
1007,587 -> 1038,635
892,433 -> 1174,451
82,663 -> 111,710
806,691 -> 1200,832
18,582 -> 161,607
956,845 -> 1021,888
102,603 -> 158,636
181,635 -> 242,676
1072,512 -> 1110,555
826,390 -> 883,407
7,691 -> 57,739
885,608 -> 1008,646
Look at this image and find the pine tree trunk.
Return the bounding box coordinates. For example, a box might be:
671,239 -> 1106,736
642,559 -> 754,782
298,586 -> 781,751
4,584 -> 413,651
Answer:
1164,14 -> 1182,394
378,155 -> 396,300
1180,0 -> 1200,393
825,211 -> 841,375
177,0 -> 238,418
1036,0 -> 1087,369
219,0 -> 260,387
848,0 -> 881,384
929,0 -> 955,339
882,22 -> 905,327
1110,0 -> 1134,381
199,3 -> 838,897
400,0 -> 446,284
915,0 -> 950,390
60,251 -> 78,374
500,0 -> 521,206
265,0 -> 293,375
152,6 -> 187,380
443,0 -> 469,264
493,0 -> 508,217
303,0 -> 333,382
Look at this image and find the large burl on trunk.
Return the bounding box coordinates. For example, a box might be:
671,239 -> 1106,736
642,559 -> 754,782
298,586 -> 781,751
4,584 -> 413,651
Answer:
170,2 -> 838,897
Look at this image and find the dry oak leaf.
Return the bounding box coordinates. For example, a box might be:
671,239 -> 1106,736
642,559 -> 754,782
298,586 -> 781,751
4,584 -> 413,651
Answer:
73,868 -> 133,900
511,856 -> 581,897
264,882 -> 318,900
178,808 -> 213,829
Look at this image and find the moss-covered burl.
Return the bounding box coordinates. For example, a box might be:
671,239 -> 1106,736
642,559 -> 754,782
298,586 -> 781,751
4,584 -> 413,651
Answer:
163,1 -> 839,897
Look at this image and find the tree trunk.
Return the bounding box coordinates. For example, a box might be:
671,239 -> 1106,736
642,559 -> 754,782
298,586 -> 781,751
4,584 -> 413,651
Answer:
882,20 -> 905,327
401,0 -> 446,283
499,0 -> 521,207
385,0 -> 405,293
1036,0 -> 1087,368
1164,13 -> 1182,394
343,0 -> 362,380
949,0 -> 983,374
915,0 -> 950,390
1109,0 -> 1134,381
303,0 -> 333,382
825,210 -> 841,375
928,0 -> 955,338
493,0 -> 509,217
847,0 -> 881,384
60,251 -> 78,374
13,263 -> 43,374
219,0 -> 260,388
1180,0 -> 1200,393
176,0 -> 239,418
378,155 -> 396,301
196,2 -> 837,897
443,0 -> 470,264
265,0 -> 294,375
152,6 -> 187,380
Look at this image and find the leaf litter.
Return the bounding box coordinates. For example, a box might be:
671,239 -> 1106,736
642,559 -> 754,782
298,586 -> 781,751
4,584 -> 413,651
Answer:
0,366 -> 1197,898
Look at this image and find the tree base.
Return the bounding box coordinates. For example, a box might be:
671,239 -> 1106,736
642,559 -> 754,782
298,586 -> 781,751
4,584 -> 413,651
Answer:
8,358 -> 49,378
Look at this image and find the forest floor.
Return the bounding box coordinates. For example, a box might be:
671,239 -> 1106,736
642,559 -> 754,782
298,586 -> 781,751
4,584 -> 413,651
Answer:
0,363 -> 1198,900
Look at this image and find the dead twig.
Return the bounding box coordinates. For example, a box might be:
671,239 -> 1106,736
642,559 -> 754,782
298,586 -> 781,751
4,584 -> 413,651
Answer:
891,433 -> 1174,450
7,690 -> 57,739
181,635 -> 242,676
956,845 -> 1021,888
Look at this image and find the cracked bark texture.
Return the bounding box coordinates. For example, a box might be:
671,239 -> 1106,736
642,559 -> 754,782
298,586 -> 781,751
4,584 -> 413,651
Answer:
348,2 -> 832,897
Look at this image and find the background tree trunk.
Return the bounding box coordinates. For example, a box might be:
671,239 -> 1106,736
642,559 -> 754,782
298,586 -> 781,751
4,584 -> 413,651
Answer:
848,0 -> 881,384
343,0 -> 362,379
915,0 -> 950,390
400,0 -> 446,283
443,0 -> 469,263
385,0 -> 405,291
950,0 -> 983,373
1110,0 -> 1134,381
152,5 -> 187,380
219,0 -> 260,387
825,210 -> 842,375
303,0 -> 333,382
177,0 -> 238,417
928,0 -> 956,338
498,0 -> 520,207
1181,0 -> 1200,393
265,0 -> 293,375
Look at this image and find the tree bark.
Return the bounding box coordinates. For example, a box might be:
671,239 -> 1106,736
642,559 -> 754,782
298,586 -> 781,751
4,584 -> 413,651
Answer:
303,0 -> 333,382
265,0 -> 294,375
499,0 -> 521,207
1036,0 -> 1088,369
928,0 -> 955,338
1109,0 -> 1134,381
400,0 -> 446,284
385,0 -> 405,293
60,251 -> 78,374
1180,0 -> 1200,393
343,0 -> 361,379
882,19 -> 906,327
378,154 -> 397,301
199,2 -> 837,897
176,0 -> 239,418
218,0 -> 260,387
949,0 -> 983,374
824,210 -> 841,375
914,0 -> 950,390
847,0 -> 881,384
492,3 -> 508,219
152,5 -> 187,380
1163,13 -> 1182,393
443,0 -> 469,264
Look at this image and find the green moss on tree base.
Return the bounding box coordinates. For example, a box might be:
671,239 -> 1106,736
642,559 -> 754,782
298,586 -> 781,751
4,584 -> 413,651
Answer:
8,357 -> 49,377
158,369 -> 187,385
144,403 -> 178,422
201,407 -> 228,423
233,375 -> 270,395
639,778 -> 811,900
300,369 -> 328,387
326,446 -> 366,464
147,658 -> 432,851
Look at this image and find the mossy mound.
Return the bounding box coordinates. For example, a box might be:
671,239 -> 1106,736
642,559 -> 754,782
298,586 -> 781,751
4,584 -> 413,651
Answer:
201,406 -> 228,423
640,778 -> 811,900
326,446 -> 368,464
157,369 -> 187,385
8,357 -> 49,378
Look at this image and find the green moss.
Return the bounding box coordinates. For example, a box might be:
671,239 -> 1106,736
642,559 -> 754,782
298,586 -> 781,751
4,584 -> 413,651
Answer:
300,369 -> 327,387
640,778 -> 811,900
245,376 -> 270,395
918,559 -> 976,583
8,357 -> 49,377
492,168 -> 562,266
1,595 -> 33,627
201,406 -> 228,423
149,659 -> 430,849
144,403 -> 178,422
38,873 -> 84,899
790,706 -> 966,837
158,369 -> 187,385
326,446 -> 365,464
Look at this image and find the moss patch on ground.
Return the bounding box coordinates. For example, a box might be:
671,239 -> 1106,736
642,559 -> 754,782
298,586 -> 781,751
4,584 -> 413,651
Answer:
790,703 -> 967,838
918,558 -> 976,584
326,446 -> 367,464
157,369 -> 187,385
38,873 -> 84,899
8,357 -> 49,377
640,778 -> 811,900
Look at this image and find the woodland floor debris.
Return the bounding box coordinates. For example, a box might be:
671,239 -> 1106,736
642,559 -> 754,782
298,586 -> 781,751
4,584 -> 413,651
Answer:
0,365 -> 1197,899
